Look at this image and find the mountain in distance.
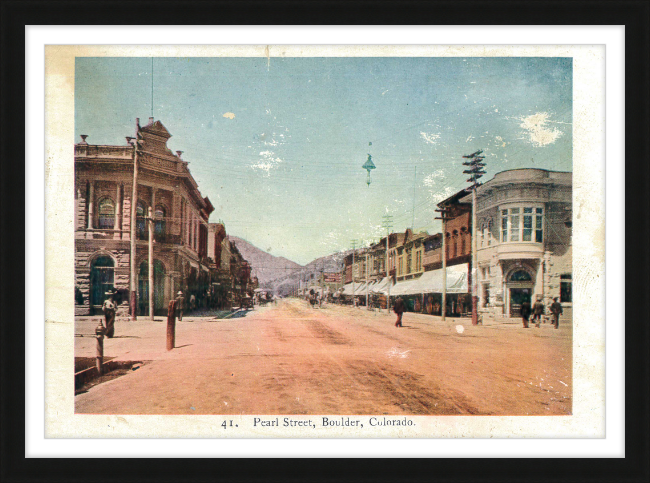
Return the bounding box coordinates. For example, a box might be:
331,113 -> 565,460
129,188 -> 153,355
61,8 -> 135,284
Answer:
228,236 -> 302,285
265,250 -> 350,296
228,236 -> 349,296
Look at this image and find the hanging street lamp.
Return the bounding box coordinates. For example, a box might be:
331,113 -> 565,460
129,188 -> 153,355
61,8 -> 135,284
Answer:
362,154 -> 376,187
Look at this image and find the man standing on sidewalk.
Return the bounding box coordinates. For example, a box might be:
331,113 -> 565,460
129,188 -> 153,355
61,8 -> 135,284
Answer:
393,297 -> 405,328
175,290 -> 185,321
532,296 -> 545,328
550,297 -> 563,329
521,299 -> 531,328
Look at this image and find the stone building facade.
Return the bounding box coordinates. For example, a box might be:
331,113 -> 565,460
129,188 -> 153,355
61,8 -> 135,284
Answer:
460,168 -> 572,317
74,118 -> 214,316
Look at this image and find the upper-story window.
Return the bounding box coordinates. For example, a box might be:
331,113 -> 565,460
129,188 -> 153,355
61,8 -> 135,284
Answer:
154,205 -> 166,241
136,201 -> 147,239
406,252 -> 412,274
501,206 -> 544,243
97,198 -> 115,229
481,220 -> 493,247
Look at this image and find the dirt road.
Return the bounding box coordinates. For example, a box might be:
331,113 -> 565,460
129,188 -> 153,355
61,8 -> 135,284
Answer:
75,299 -> 571,415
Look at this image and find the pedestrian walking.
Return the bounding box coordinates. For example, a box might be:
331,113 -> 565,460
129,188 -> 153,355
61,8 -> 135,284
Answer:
550,297 -> 563,329
532,296 -> 545,328
189,293 -> 196,312
393,296 -> 405,328
175,290 -> 185,321
102,289 -> 117,338
521,300 -> 531,328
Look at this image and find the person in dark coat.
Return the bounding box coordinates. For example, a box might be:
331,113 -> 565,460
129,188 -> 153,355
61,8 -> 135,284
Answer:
521,300 -> 531,328
393,297 -> 406,328
175,290 -> 185,321
532,296 -> 545,328
550,297 -> 563,329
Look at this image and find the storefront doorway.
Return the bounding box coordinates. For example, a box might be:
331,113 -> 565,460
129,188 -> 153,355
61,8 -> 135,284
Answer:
509,288 -> 531,317
507,269 -> 534,317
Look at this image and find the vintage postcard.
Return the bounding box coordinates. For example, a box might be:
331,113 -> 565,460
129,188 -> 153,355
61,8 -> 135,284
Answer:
44,44 -> 605,440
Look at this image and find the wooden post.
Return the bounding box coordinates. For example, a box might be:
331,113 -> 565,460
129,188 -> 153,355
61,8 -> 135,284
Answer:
167,299 -> 177,351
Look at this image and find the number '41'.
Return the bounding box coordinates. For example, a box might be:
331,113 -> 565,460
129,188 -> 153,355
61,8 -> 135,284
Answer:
221,420 -> 236,429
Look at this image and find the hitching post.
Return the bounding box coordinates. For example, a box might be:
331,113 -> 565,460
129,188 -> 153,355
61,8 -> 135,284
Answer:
95,322 -> 105,375
167,299 -> 177,351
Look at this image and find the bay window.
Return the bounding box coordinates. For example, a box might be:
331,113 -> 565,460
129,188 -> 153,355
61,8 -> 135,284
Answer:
500,205 -> 544,243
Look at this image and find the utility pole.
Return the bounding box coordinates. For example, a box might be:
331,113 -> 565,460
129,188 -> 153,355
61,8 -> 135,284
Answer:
350,240 -> 357,307
462,149 -> 486,326
365,250 -> 369,309
435,206 -> 451,321
148,206 -> 154,321
381,214 -> 393,313
129,120 -> 143,321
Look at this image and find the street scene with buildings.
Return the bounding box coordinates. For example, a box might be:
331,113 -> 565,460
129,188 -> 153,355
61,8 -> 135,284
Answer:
74,56 -> 573,416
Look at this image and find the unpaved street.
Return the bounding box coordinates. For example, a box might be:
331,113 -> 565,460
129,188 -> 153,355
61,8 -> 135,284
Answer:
75,299 -> 572,415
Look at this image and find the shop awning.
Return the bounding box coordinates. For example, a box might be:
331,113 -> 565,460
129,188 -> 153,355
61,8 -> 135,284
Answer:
370,276 -> 393,295
390,263 -> 469,296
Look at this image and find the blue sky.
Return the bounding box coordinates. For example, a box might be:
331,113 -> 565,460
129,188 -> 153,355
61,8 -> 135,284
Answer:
75,56 -> 572,265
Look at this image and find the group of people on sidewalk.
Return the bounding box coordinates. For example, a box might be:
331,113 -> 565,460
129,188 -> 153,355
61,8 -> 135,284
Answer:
389,295 -> 564,330
521,296 -> 563,329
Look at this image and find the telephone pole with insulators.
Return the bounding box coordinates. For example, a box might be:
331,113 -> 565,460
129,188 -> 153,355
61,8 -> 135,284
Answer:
435,206 -> 451,321
462,149 -> 486,326
381,214 -> 393,313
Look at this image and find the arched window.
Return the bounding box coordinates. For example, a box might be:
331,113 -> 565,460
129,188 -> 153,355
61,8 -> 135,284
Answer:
136,201 -> 147,240
460,228 -> 467,254
487,219 -> 493,246
98,198 -> 115,229
154,205 -> 166,242
509,270 -> 532,282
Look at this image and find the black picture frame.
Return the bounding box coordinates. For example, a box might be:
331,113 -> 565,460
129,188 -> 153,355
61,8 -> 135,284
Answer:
2,1 -> 648,482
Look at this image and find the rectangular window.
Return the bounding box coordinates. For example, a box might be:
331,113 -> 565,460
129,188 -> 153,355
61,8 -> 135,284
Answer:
501,214 -> 508,242
510,212 -> 520,241
560,274 -> 572,303
523,214 -> 533,241
535,211 -> 544,243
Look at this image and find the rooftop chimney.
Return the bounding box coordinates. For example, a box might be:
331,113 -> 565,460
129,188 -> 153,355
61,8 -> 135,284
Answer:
148,117 -> 154,125
176,151 -> 183,159
79,135 -> 88,144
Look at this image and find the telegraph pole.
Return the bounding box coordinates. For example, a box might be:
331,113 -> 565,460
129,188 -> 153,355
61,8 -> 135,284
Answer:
350,240 -> 357,307
435,206 -> 451,321
381,214 -> 393,313
365,250 -> 369,309
129,120 -> 143,321
148,206 -> 154,321
462,150 -> 486,326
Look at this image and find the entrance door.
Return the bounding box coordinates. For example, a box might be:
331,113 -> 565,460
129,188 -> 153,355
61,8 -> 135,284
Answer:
90,256 -> 114,314
138,262 -> 149,316
509,288 -> 531,317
